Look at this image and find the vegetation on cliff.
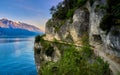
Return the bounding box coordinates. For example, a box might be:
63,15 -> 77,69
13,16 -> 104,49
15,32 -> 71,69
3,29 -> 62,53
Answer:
100,0 -> 120,33
34,0 -> 120,75
35,35 -> 110,75
50,0 -> 88,20
40,48 -> 109,75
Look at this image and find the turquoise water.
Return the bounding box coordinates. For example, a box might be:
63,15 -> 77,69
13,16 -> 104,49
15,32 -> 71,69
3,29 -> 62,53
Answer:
0,37 -> 37,75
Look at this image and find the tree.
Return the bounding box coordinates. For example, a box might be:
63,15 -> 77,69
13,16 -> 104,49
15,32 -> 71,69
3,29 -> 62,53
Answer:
50,6 -> 56,15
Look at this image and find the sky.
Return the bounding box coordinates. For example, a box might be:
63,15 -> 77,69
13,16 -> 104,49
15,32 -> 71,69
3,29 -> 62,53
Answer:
0,0 -> 63,31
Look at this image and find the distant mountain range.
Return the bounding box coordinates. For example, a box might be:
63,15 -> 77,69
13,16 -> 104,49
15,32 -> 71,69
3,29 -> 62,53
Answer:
0,18 -> 42,37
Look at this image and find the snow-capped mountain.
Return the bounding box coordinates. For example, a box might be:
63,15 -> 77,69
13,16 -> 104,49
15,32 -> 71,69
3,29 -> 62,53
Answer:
0,18 -> 42,36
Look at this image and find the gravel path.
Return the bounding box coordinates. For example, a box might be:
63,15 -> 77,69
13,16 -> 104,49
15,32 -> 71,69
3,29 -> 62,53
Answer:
94,45 -> 120,75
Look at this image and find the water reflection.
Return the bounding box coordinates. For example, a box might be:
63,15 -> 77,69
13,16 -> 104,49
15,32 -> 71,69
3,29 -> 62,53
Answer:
0,37 -> 37,75
13,39 -> 22,57
0,38 -> 33,43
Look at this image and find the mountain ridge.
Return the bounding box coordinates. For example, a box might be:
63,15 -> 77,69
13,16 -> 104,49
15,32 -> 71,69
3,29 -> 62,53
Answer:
0,18 -> 43,36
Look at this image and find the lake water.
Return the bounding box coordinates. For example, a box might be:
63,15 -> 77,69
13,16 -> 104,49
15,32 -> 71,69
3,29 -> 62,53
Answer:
0,37 -> 37,75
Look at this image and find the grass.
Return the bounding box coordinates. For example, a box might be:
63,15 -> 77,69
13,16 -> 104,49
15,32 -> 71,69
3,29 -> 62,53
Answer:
37,35 -> 110,75
35,33 -> 110,75
39,45 -> 110,75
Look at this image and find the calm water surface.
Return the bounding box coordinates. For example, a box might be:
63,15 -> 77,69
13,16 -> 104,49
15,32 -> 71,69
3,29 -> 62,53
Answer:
0,37 -> 37,75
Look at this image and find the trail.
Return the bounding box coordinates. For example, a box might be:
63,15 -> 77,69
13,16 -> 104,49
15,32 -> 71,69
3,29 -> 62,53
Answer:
43,37 -> 120,75
94,45 -> 120,75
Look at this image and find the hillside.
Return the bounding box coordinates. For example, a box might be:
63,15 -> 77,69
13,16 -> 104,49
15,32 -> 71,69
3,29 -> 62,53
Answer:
0,18 -> 42,36
34,0 -> 120,75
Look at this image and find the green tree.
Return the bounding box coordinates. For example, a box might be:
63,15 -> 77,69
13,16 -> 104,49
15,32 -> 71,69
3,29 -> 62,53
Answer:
50,6 -> 56,15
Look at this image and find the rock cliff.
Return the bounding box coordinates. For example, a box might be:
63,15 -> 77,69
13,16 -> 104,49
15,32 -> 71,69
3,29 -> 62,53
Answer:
34,0 -> 120,75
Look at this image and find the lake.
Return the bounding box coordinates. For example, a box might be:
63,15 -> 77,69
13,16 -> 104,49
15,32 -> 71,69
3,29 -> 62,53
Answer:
0,37 -> 37,75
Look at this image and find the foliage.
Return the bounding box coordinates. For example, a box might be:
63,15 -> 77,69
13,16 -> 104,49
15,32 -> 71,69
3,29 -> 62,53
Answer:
51,2 -> 68,19
36,34 -> 110,75
35,35 -> 55,57
117,72 -> 120,75
50,0 -> 88,20
34,48 -> 41,54
100,0 -> 120,33
41,40 -> 51,51
46,19 -> 53,27
77,0 -> 87,7
95,4 -> 106,12
35,34 -> 45,43
47,0 -> 89,32
45,46 -> 54,57
50,6 -> 56,15
46,19 -> 66,32
81,33 -> 89,46
67,8 -> 76,18
35,35 -> 52,51
39,44 -> 110,75
100,14 -> 113,32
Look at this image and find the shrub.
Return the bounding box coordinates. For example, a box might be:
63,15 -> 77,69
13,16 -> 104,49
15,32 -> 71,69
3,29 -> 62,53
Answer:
46,19 -> 53,27
66,8 -> 76,18
42,41 -> 51,50
49,0 -> 88,20
77,0 -> 88,7
35,34 -> 45,43
81,33 -> 89,46
34,48 -> 41,54
100,14 -> 113,32
45,47 -> 54,57
40,45 -> 110,75
100,0 -> 120,33
95,4 -> 106,12
54,22 -> 62,32
81,45 -> 93,57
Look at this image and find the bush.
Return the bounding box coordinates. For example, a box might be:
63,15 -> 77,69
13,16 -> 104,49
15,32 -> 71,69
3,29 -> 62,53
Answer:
50,0 -> 88,20
45,47 -> 54,57
34,48 -> 41,54
81,33 -> 89,46
77,0 -> 88,7
100,0 -> 120,33
54,20 -> 65,32
100,14 -> 113,32
35,35 -> 45,43
67,8 -> 76,18
39,45 -> 110,75
95,4 -> 106,12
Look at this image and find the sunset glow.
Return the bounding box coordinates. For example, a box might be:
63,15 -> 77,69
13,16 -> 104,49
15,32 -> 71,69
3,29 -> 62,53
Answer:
0,0 -> 62,30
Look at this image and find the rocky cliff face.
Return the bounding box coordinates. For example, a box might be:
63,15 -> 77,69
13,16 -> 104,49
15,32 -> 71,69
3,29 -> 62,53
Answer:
45,0 -> 120,59
35,0 -> 120,74
45,8 -> 89,44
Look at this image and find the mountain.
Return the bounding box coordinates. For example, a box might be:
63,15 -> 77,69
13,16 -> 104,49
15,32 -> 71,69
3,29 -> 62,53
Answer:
0,18 -> 42,36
